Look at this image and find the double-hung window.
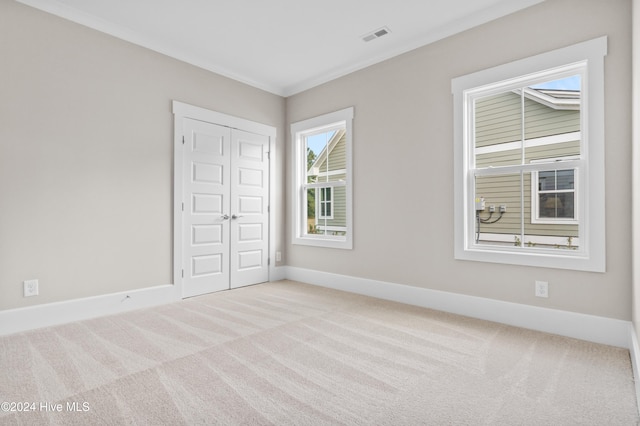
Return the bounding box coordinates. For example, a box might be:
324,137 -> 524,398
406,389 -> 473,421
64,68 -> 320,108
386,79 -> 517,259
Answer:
291,107 -> 353,249
452,37 -> 606,272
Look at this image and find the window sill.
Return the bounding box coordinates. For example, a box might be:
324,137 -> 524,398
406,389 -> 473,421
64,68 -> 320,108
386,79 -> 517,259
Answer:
455,245 -> 604,273
293,236 -> 352,250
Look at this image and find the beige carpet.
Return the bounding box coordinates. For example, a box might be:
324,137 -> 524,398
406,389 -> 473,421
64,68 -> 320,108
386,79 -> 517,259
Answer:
0,280 -> 638,425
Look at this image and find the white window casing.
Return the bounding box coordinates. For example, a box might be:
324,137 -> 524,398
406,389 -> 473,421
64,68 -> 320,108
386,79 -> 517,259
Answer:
291,107 -> 353,249
452,37 -> 607,272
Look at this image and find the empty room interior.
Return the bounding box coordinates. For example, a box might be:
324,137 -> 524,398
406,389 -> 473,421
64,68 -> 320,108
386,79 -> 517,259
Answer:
3,0 -> 640,424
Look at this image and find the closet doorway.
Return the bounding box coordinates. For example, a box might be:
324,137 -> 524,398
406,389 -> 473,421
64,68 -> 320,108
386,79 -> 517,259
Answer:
173,102 -> 274,298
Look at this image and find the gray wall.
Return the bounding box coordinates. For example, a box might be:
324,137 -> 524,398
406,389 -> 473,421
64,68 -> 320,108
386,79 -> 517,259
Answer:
1,0 -> 633,323
286,0 -> 632,320
0,1 -> 286,310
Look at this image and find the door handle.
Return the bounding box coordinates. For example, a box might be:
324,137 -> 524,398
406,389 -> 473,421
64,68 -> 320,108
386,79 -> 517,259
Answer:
221,214 -> 230,220
231,214 -> 243,220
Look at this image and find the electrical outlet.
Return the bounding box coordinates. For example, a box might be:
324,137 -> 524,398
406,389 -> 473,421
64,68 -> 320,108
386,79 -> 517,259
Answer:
489,205 -> 495,213
535,280 -> 548,298
499,205 -> 507,213
24,279 -> 39,297
276,251 -> 282,262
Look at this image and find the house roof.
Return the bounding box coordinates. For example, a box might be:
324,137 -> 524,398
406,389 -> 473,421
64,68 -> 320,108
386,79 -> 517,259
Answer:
524,88 -> 581,111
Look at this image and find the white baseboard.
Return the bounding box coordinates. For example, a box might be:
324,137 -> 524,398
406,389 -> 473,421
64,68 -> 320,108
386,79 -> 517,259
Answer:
629,324 -> 640,413
0,284 -> 179,336
0,265 -> 287,336
270,265 -> 288,281
283,266 -> 632,349
0,266 -> 633,352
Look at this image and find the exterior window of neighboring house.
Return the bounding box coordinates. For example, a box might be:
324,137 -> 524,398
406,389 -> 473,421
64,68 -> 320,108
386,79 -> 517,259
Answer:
318,187 -> 333,219
531,157 -> 579,225
291,107 -> 353,249
452,37 -> 606,272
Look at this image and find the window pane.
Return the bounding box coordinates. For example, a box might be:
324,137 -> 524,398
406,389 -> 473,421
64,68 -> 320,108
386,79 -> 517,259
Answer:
524,75 -> 581,163
474,173 -> 523,247
474,90 -> 523,168
538,171 -> 556,190
305,130 -> 334,183
539,193 -> 575,219
292,106 -> 352,249
306,129 -> 347,184
306,188 -> 318,234
556,169 -> 574,190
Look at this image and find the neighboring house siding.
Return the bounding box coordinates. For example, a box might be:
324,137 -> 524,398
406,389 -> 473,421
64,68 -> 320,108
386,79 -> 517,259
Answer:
310,132 -> 347,232
329,183 -> 347,227
474,91 -> 580,244
475,92 -> 580,148
324,135 -> 346,173
476,141 -> 580,167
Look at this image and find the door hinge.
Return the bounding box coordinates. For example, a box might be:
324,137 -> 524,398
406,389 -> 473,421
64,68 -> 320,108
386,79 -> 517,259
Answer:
268,257 -> 271,266
181,269 -> 184,278
182,202 -> 184,211
267,151 -> 270,160
182,135 -> 185,145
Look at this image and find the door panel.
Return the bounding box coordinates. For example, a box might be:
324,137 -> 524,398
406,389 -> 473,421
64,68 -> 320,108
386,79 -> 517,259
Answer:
230,129 -> 270,288
183,119 -> 230,297
182,121 -> 269,296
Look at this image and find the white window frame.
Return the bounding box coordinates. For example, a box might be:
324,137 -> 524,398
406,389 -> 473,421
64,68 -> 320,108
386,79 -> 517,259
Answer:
452,37 -> 607,272
531,156 -> 579,225
291,107 -> 353,249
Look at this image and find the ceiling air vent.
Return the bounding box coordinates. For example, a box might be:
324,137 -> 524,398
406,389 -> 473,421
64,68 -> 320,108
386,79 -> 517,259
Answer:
362,27 -> 391,42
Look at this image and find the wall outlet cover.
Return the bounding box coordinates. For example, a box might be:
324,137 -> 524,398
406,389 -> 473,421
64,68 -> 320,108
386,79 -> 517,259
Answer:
535,280 -> 549,298
24,279 -> 39,297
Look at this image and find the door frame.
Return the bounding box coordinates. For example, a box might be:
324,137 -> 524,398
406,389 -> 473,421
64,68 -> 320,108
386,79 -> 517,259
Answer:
172,101 -> 277,298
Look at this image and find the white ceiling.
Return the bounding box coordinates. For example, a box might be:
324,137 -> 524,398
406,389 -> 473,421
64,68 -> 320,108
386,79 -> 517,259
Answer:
17,0 -> 544,97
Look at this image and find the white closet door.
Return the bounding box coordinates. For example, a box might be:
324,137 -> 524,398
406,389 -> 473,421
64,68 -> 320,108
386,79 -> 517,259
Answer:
182,119 -> 231,297
182,120 -> 269,297
230,129 -> 270,288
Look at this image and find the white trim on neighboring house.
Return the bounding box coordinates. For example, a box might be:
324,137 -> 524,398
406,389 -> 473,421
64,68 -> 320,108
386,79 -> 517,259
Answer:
315,169 -> 347,178
530,156 -> 580,225
316,225 -> 347,233
522,87 -> 580,110
475,132 -> 581,156
316,186 -> 334,220
478,233 -> 580,247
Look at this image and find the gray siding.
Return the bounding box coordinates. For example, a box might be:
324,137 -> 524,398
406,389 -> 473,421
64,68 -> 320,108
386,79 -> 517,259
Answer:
476,141 -> 581,168
313,134 -> 347,231
474,90 -> 580,244
476,174 -> 579,239
475,92 -> 580,148
315,133 -> 346,175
